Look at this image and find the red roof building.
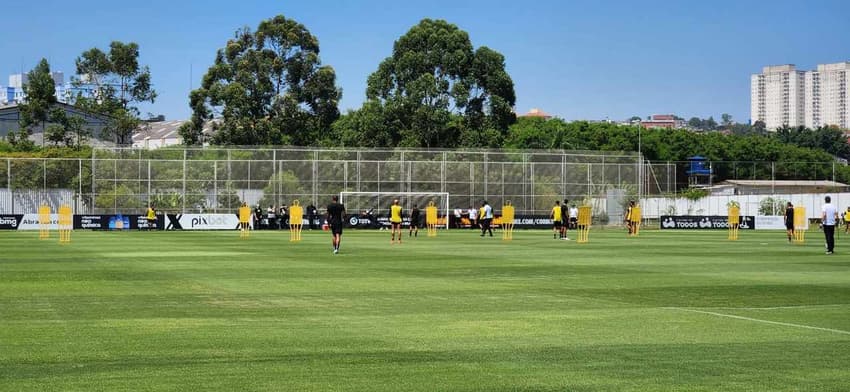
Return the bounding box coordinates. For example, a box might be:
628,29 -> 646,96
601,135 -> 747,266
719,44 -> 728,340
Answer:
519,108 -> 552,119
640,114 -> 682,129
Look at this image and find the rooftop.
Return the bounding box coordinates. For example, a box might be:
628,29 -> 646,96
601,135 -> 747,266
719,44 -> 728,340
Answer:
519,108 -> 552,119
722,180 -> 848,187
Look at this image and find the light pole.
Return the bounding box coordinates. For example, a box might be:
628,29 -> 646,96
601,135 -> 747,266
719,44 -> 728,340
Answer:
636,121 -> 642,205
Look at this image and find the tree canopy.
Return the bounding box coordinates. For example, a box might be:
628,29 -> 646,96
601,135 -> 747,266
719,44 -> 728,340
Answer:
182,15 -> 341,146
15,59 -> 57,147
335,19 -> 516,148
73,41 -> 156,145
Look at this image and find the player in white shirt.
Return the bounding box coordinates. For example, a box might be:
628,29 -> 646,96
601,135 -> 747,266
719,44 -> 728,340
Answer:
822,195 -> 839,254
569,204 -> 579,230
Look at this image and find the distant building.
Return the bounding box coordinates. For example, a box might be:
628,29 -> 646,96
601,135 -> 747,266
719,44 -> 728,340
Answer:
816,62 -> 850,129
751,62 -> 850,130
519,108 -> 552,120
132,120 -> 187,149
131,120 -> 217,149
0,102 -> 113,146
640,114 -> 685,129
3,72 -> 96,106
709,180 -> 849,196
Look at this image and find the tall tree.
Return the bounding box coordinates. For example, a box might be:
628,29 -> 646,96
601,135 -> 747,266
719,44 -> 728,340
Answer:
45,108 -> 90,147
774,125 -> 850,160
364,19 -> 516,148
687,117 -> 703,130
73,41 -> 156,145
182,15 -> 341,146
18,59 -> 57,146
721,113 -> 733,127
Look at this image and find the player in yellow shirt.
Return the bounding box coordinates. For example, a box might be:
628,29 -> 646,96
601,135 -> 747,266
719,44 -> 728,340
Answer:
550,200 -> 562,239
145,204 -> 157,230
390,199 -> 403,244
844,207 -> 850,234
625,200 -> 635,236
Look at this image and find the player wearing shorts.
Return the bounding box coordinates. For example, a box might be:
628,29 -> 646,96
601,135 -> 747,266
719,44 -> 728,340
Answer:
145,204 -> 157,230
390,199 -> 403,244
409,205 -> 421,237
326,196 -> 346,254
785,202 -> 794,242
844,207 -> 850,234
479,200 -> 493,237
551,200 -> 562,239
561,199 -> 570,240
569,204 -> 578,230
625,200 -> 635,236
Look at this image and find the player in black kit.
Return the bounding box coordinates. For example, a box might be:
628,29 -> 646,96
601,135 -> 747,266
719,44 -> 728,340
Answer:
409,205 -> 421,237
326,196 -> 346,254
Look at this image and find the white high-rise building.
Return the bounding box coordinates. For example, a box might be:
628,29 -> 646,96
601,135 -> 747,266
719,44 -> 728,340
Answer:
750,65 -> 806,130
5,72 -> 67,104
752,62 -> 850,130
817,62 -> 849,129
804,70 -> 820,128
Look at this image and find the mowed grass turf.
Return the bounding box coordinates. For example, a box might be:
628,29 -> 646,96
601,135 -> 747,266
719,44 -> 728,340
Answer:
1,228 -> 849,391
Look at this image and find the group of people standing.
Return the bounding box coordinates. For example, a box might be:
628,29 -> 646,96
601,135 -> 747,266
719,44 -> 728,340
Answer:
389,199 -> 424,243
450,205 -> 492,231
250,203 -> 319,230
551,200 -> 578,240
784,196 -> 849,255
319,194 -> 850,256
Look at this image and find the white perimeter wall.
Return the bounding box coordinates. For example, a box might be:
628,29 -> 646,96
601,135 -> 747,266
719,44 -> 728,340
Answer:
638,192 -> 850,219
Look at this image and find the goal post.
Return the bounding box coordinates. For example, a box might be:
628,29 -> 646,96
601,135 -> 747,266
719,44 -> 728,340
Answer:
339,192 -> 450,229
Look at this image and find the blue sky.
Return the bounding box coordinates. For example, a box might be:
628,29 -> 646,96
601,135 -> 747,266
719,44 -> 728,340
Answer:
3,0 -> 849,123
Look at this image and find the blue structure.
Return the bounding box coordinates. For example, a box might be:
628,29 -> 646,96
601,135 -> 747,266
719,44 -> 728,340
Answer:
687,156 -> 713,187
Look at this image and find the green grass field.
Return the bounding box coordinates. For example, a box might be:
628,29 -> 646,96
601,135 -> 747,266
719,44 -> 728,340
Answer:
1,228 -> 849,391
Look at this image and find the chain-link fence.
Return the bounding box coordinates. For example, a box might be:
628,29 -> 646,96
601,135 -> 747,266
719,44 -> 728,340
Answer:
2,147 -> 846,219
1,147 -> 642,216
646,161 -> 845,194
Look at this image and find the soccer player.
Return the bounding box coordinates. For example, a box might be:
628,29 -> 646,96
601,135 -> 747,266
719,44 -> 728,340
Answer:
844,207 -> 850,234
625,200 -> 635,236
409,204 -> 421,237
238,202 -> 251,233
145,204 -> 157,230
550,200 -> 562,239
561,199 -> 570,240
479,200 -> 493,237
784,202 -> 794,242
390,199 -> 403,244
822,195 -> 838,255
569,204 -> 578,230
468,207 -> 477,230
326,196 -> 346,254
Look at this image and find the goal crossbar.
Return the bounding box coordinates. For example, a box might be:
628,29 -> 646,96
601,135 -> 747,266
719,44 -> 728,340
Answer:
339,191 -> 450,229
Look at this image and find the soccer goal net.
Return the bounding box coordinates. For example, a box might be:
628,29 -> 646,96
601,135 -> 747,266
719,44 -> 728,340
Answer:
339,192 -> 450,229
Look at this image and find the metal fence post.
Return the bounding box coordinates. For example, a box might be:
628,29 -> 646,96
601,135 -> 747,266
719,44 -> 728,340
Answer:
182,149 -> 187,213
273,149 -> 278,208
483,152 -> 489,200
8,158 -> 12,213
91,149 -> 96,213
312,150 -> 319,205
147,160 -> 151,209
771,162 -> 775,195
78,159 -> 82,213
399,150 -> 405,193
113,159 -> 117,214
441,152 -> 447,194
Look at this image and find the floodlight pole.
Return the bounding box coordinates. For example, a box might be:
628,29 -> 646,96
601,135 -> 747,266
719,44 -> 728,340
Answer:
637,123 -> 642,204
